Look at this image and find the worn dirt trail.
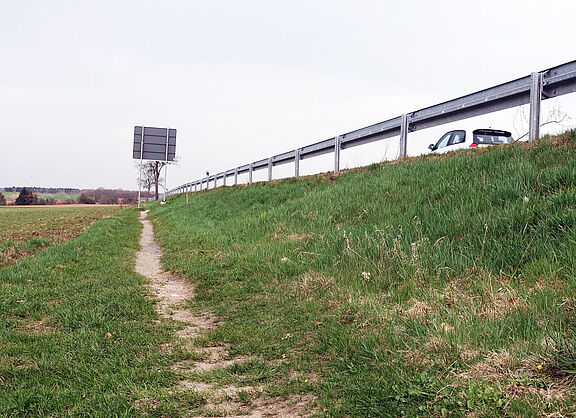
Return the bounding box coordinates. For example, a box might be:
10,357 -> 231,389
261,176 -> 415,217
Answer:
135,211 -> 313,417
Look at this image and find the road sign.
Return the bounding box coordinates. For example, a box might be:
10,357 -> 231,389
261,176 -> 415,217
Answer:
133,126 -> 176,161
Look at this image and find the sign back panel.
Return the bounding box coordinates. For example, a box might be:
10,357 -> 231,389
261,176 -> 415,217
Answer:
133,126 -> 177,161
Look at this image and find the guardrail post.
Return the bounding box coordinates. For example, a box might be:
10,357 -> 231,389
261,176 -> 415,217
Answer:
268,158 -> 273,181
234,168 -> 238,185
400,114 -> 409,158
213,175 -> 217,189
334,135 -> 342,174
295,149 -> 300,178
223,173 -> 227,186
249,163 -> 253,185
529,72 -> 543,143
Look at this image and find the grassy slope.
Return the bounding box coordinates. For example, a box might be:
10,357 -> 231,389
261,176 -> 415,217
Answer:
151,132 -> 576,416
0,210 -> 196,416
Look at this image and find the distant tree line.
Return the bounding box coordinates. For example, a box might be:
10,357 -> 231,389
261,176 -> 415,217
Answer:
1,187 -> 149,205
77,188 -> 149,205
3,187 -> 80,194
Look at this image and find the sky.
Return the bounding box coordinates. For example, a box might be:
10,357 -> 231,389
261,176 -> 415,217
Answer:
1,0 -> 575,190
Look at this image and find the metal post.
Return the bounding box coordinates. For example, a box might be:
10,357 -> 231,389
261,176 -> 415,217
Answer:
249,163 -> 253,185
400,114 -> 409,158
334,135 -> 342,174
137,126 -> 143,208
268,158 -> 273,181
163,128 -> 169,202
234,168 -> 238,185
223,172 -> 227,186
529,72 -> 543,143
213,175 -> 217,189
295,149 -> 300,178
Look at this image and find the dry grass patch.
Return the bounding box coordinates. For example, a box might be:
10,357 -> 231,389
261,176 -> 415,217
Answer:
402,298 -> 435,319
459,349 -> 540,382
15,317 -> 56,334
293,272 -> 335,297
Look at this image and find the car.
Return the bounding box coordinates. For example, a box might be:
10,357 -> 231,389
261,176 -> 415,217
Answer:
428,129 -> 514,154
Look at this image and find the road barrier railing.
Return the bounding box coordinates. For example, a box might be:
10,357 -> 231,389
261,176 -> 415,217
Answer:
168,59 -> 576,196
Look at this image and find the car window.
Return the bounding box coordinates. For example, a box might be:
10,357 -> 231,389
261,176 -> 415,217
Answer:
473,129 -> 513,145
434,132 -> 452,149
448,130 -> 466,146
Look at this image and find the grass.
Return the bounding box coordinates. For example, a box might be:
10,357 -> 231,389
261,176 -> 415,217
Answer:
0,206 -> 122,267
0,208 -> 204,416
148,130 -> 576,416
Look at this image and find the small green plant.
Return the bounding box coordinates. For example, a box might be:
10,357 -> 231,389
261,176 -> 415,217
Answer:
547,328 -> 576,375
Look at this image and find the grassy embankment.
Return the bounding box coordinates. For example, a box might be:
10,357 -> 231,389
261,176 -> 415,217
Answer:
0,206 -> 122,267
150,131 -> 576,416
0,209 -> 197,416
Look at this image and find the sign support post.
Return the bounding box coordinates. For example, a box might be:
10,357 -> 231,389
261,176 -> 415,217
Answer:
137,126 -> 144,208
163,128 -> 169,202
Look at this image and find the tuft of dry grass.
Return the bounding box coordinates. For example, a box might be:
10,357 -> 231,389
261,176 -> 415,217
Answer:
15,317 -> 56,334
404,299 -> 435,319
293,271 -> 335,297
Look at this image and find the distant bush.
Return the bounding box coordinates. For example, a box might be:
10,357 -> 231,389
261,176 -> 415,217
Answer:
77,194 -> 96,204
0,192 -> 5,206
15,188 -> 37,205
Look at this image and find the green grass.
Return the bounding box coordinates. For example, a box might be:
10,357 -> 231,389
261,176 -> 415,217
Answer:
0,206 -> 122,267
0,209 -> 201,416
149,131 -> 576,416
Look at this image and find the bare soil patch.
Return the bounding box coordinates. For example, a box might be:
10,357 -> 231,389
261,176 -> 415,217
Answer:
135,211 -> 314,416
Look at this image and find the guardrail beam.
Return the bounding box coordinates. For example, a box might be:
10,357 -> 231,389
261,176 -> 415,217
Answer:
170,60 -> 576,193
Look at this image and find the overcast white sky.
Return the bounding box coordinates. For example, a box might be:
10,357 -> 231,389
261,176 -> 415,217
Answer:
1,0 -> 575,190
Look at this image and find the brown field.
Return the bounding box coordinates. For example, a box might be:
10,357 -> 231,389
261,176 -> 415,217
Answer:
0,205 -> 126,267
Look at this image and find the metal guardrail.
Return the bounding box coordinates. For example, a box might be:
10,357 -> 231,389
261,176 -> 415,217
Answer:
168,59 -> 576,195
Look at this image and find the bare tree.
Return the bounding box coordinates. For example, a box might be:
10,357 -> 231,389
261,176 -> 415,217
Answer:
137,163 -> 155,202
136,160 -> 176,201
513,99 -> 571,141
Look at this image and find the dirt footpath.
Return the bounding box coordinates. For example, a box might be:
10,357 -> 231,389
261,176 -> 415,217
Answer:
135,210 -> 314,417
